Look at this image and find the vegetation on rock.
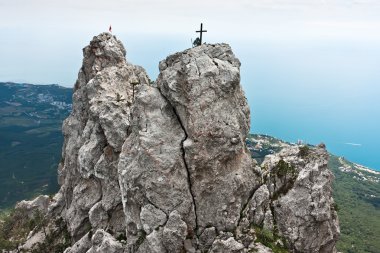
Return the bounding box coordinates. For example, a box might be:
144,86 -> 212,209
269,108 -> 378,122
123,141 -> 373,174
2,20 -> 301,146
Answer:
0,208 -> 35,249
0,207 -> 71,252
253,225 -> 289,253
298,145 -> 310,158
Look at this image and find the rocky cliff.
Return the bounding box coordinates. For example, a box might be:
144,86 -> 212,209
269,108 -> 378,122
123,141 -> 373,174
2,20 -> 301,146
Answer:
14,33 -> 339,253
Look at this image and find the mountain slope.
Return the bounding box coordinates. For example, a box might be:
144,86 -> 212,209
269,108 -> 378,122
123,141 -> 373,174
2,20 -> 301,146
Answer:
330,156 -> 380,253
248,134 -> 380,253
1,86 -> 378,252
0,35 -> 340,253
0,82 -> 72,210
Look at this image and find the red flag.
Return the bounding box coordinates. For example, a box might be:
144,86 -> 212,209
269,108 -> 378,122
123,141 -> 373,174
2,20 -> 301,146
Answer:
109,25 -> 112,33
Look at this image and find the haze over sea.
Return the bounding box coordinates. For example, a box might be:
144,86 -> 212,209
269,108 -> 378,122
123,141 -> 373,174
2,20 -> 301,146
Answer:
239,41 -> 380,172
0,0 -> 379,170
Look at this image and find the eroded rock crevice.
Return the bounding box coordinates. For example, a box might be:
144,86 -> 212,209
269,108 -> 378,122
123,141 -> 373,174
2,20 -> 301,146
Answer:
157,87 -> 199,237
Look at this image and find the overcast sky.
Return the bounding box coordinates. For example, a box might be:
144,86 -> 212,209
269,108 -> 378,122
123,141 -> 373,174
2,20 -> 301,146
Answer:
0,0 -> 380,86
1,0 -> 380,168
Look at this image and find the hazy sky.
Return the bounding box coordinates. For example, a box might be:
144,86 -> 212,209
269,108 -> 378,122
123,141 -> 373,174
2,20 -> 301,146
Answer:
0,0 -> 380,85
1,0 -> 380,169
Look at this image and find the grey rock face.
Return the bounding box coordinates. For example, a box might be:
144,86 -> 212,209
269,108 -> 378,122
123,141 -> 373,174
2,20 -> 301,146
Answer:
15,195 -> 50,218
199,227 -> 217,252
136,230 -> 166,253
254,243 -> 274,253
265,147 -> 340,253
258,146 -> 340,252
157,44 -> 260,235
209,237 -> 245,253
87,230 -> 124,253
140,204 -> 167,234
63,233 -> 92,253
89,202 -> 108,231
117,43 -> 260,251
242,185 -> 271,227
117,83 -> 196,251
162,211 -> 188,252
17,34 -> 339,253
55,32 -> 149,240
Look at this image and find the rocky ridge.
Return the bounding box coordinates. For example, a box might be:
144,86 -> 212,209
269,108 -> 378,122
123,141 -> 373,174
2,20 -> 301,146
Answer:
13,33 -> 339,253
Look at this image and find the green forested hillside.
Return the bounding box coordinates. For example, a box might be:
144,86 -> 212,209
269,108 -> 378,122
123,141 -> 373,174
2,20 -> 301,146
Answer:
330,156 -> 380,253
0,82 -> 72,210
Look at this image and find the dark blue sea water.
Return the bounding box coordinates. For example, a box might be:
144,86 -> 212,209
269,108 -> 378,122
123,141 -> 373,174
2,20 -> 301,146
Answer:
237,40 -> 380,171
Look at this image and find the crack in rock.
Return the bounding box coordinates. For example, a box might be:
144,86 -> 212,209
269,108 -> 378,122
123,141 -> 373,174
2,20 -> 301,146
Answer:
157,87 -> 199,238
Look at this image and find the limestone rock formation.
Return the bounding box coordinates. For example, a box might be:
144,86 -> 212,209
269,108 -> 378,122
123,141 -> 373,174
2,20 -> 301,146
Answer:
157,44 -> 260,234
15,195 -> 50,218
16,33 -> 339,253
51,32 -> 150,242
264,147 -> 340,253
237,146 -> 340,252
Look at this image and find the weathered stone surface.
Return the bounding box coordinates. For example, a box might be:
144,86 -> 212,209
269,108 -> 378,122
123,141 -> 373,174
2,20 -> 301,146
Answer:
162,211 -> 188,252
16,34 -> 339,253
243,185 -> 271,227
136,230 -> 166,253
140,204 -> 167,234
87,230 -> 124,253
63,233 -> 92,253
199,227 -> 217,252
157,43 -> 260,234
254,243 -> 274,253
89,202 -> 108,231
108,204 -> 127,237
262,146 -> 340,253
19,230 -> 46,252
209,237 -> 245,253
15,195 -> 50,218
118,83 -> 196,249
54,32 -> 149,241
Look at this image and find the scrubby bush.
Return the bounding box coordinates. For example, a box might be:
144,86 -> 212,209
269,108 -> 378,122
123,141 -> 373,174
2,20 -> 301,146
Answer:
0,208 -> 41,250
298,145 -> 310,158
254,226 -> 289,253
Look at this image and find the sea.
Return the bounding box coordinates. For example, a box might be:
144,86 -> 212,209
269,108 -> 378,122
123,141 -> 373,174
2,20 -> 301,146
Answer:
10,35 -> 376,172
126,37 -> 380,171
238,40 -> 380,171
51,37 -> 380,172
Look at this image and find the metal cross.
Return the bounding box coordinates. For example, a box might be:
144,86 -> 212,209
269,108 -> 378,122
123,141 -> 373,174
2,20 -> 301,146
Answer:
196,23 -> 207,45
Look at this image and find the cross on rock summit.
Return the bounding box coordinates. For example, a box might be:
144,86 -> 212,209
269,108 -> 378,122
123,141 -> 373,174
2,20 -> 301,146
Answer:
193,23 -> 207,47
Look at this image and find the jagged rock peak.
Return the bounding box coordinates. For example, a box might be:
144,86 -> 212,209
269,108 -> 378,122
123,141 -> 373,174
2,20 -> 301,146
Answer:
117,42 -> 260,252
14,34 -> 339,253
54,32 -> 150,243
159,43 -> 241,71
157,43 -> 258,232
80,32 -> 127,83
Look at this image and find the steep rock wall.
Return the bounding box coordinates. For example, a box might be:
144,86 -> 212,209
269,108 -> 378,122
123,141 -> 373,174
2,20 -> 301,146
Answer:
52,33 -> 150,241
15,33 -> 339,253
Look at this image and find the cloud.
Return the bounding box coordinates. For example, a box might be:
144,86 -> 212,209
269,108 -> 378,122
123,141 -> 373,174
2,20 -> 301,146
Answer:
1,0 -> 380,40
344,142 -> 362,147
